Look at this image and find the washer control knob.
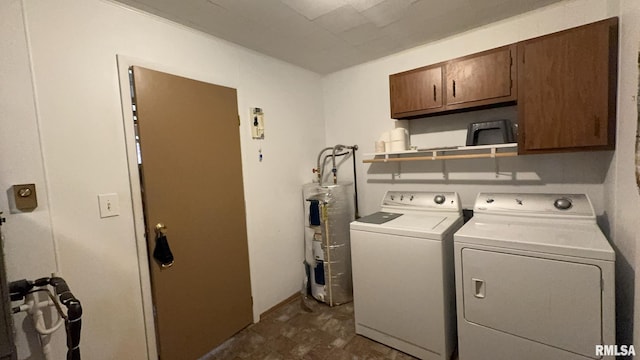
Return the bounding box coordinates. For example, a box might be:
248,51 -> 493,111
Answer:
554,198 -> 572,210
434,194 -> 446,205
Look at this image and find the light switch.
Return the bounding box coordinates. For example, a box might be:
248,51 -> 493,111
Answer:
98,193 -> 120,218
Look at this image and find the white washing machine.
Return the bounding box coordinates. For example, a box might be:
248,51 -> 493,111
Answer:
454,193 -> 615,360
350,191 -> 463,360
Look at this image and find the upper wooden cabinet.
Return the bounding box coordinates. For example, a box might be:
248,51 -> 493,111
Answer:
445,45 -> 516,110
518,18 -> 618,154
388,17 -> 618,155
390,46 -> 516,119
390,65 -> 443,118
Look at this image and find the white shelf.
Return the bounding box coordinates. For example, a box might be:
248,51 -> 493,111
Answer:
363,149 -> 419,156
363,143 -> 518,163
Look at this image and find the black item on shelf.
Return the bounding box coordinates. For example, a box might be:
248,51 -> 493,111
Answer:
466,119 -> 514,146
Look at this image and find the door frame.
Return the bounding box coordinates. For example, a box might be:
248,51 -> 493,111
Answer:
115,55 -> 246,359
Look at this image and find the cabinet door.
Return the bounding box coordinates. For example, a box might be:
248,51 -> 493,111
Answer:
445,45 -> 516,109
390,65 -> 443,118
518,18 -> 618,153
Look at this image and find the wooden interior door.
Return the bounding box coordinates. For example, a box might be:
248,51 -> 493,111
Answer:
445,45 -> 516,110
518,18 -> 618,153
131,66 -> 252,360
390,66 -> 443,118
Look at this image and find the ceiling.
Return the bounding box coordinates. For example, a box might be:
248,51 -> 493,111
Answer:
112,0 -> 565,74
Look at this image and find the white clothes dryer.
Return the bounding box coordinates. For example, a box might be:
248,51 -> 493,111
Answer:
350,191 -> 463,360
454,193 -> 615,360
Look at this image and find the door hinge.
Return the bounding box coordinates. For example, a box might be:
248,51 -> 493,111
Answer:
238,115 -> 241,127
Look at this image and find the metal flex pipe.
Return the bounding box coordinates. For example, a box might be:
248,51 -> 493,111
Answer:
331,145 -> 345,184
316,147 -> 333,185
331,145 -> 358,184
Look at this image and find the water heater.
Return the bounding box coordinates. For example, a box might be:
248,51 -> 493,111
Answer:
302,182 -> 354,306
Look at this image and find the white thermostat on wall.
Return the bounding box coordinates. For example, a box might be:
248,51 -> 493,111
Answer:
250,107 -> 264,139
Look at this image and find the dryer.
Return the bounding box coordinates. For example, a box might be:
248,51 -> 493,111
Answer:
454,193 -> 615,360
350,191 -> 463,360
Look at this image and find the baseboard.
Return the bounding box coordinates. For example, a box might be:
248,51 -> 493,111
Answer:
259,292 -> 300,321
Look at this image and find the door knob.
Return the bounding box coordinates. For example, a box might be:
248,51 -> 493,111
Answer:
153,223 -> 174,269
155,223 -> 167,235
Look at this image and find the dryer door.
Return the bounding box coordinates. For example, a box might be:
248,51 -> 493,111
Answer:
461,248 -> 602,357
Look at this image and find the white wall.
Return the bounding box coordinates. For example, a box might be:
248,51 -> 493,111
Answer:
323,0 -> 637,344
1,0 -> 325,358
0,1 -> 64,358
605,0 -> 640,348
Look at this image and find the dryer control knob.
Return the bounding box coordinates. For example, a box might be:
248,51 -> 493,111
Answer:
434,195 -> 446,204
554,198 -> 572,210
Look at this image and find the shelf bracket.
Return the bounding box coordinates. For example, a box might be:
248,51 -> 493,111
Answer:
491,147 -> 499,177
435,151 -> 446,178
392,162 -> 402,179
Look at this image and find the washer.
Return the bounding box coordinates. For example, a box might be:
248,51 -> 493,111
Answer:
350,191 -> 463,360
454,193 -> 615,360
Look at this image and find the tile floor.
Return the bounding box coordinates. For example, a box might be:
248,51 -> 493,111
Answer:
202,296 -> 423,360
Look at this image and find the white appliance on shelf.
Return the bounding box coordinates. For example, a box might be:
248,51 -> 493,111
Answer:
454,193 -> 615,360
350,191 -> 463,360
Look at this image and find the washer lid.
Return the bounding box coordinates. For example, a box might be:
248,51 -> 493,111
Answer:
455,219 -> 614,261
355,212 -> 403,225
351,213 -> 461,239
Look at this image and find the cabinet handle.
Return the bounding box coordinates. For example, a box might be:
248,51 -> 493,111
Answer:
433,85 -> 436,101
594,116 -> 601,137
452,80 -> 456,97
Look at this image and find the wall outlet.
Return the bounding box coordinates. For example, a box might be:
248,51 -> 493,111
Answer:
98,193 -> 120,218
